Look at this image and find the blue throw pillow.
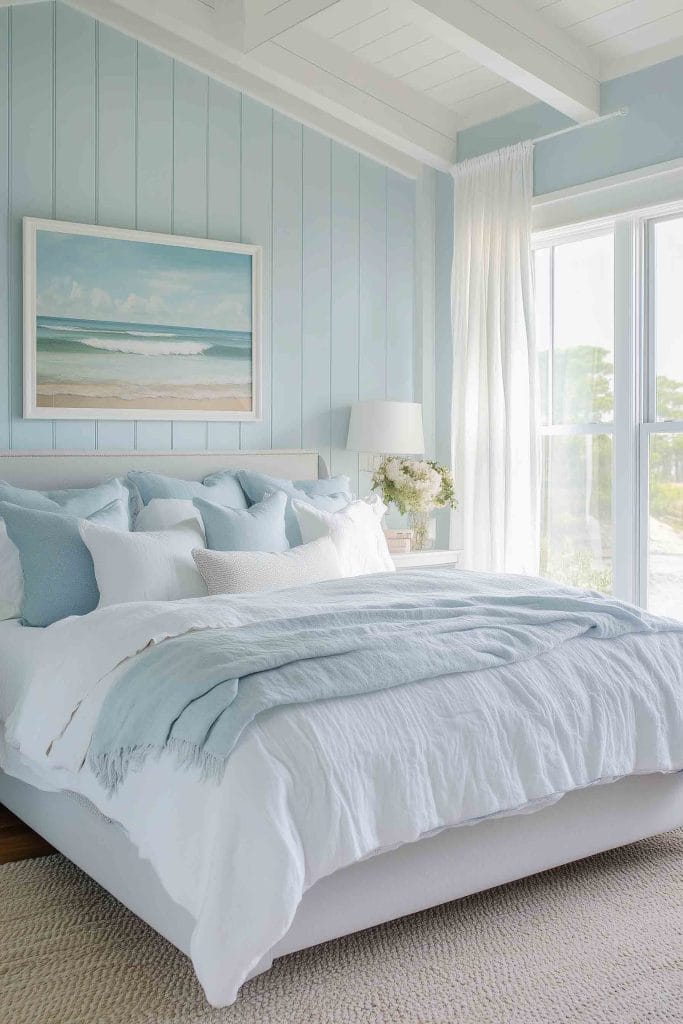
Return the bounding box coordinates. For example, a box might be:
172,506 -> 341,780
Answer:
0,477 -> 135,526
193,491 -> 289,553
0,499 -> 127,627
236,470 -> 352,545
128,469 -> 247,511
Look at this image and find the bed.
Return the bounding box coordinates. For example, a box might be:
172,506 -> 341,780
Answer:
1,449 -> 682,1008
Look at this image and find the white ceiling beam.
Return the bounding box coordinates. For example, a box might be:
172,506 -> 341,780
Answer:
62,0 -> 430,176
251,37 -> 457,166
241,1 -> 343,51
403,0 -> 601,122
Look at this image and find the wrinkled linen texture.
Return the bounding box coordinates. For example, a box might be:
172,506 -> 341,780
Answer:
4,569 -> 683,1007
88,572 -> 683,793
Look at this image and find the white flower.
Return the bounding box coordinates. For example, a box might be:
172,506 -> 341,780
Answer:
384,459 -> 402,483
372,455 -> 454,516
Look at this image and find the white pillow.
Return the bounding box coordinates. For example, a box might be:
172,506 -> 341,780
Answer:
293,494 -> 395,578
192,536 -> 343,595
80,519 -> 208,606
0,522 -> 23,620
134,498 -> 204,538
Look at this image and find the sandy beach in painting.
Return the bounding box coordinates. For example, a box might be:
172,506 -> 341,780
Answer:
38,394 -> 252,412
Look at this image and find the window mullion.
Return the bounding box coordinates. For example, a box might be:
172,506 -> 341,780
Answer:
639,218 -> 654,609
644,220 -> 657,425
613,217 -> 639,604
548,245 -> 554,426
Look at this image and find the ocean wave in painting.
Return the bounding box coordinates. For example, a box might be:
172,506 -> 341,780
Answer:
35,314 -> 253,410
79,337 -> 213,356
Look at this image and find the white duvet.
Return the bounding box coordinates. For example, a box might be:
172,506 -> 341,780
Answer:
2,583 -> 683,1006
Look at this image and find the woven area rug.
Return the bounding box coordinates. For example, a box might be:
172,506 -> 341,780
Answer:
1,831 -> 682,1024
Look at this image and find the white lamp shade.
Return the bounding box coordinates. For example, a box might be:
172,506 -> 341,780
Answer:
346,400 -> 425,455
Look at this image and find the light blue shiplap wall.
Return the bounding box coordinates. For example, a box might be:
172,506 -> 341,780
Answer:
433,169 -> 453,548
0,2 -> 416,493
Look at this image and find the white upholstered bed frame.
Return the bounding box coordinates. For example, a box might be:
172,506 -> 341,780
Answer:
1,449 -> 682,985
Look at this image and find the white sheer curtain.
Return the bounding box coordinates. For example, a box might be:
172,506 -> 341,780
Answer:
451,141 -> 539,574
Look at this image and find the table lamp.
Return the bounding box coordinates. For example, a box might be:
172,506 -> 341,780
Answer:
346,400 -> 425,465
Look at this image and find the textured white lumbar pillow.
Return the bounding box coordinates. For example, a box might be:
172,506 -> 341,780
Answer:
192,536 -> 343,595
80,519 -> 208,606
293,494 -> 395,577
0,521 -> 23,620
134,498 -> 205,538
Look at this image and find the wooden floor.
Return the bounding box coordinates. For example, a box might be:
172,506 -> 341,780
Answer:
0,802 -> 53,864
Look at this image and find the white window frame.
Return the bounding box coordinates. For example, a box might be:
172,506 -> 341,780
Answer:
532,195 -> 683,609
640,214 -> 683,608
532,221 -> 619,597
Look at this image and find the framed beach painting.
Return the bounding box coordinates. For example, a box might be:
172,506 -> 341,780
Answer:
23,218 -> 261,421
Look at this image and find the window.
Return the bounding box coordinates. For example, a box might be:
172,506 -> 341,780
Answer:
533,212 -> 683,619
647,217 -> 683,618
534,232 -> 615,594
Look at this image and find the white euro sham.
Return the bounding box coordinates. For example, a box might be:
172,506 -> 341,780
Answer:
293,494 -> 395,577
80,519 -> 208,606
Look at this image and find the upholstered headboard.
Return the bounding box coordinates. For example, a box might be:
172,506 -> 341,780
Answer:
0,449 -> 324,490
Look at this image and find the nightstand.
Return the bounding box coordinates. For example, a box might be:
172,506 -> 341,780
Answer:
391,549 -> 463,570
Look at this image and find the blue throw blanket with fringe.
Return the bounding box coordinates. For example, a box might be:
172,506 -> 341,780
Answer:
88,570 -> 683,792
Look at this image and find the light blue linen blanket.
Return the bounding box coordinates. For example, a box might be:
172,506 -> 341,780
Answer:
88,570 -> 683,791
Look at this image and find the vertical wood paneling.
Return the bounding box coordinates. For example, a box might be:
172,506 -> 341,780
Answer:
358,158 -> 387,496
0,3 -> 416,466
9,3 -> 54,451
134,42 -> 173,451
207,81 -> 241,451
97,25 -> 135,229
136,44 -> 172,235
415,167 -> 436,460
0,8 -> 9,450
171,61 -> 208,451
54,4 -> 95,224
359,159 -> 387,404
302,128 -> 331,470
272,113 -> 302,449
330,143 -> 360,494
96,22 -> 136,450
240,95 -> 272,451
54,2 -> 97,450
387,171 -> 415,403
172,63 -> 207,239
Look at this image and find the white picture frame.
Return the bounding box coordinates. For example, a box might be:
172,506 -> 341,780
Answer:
23,217 -> 262,422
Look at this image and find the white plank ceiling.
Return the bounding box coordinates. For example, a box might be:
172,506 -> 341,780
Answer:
302,0 -> 530,125
300,0 -> 683,124
534,0 -> 683,63
51,0 -> 683,174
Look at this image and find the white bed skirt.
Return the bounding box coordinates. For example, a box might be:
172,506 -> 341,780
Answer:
2,767 -> 682,982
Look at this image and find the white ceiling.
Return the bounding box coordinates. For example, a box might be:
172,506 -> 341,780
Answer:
298,0 -> 683,123
301,0 -> 531,125
534,0 -> 683,64
26,0 -> 683,176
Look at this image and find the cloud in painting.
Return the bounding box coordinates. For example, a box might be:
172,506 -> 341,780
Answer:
36,230 -> 253,332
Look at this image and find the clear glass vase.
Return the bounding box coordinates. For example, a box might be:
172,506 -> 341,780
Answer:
408,508 -> 432,551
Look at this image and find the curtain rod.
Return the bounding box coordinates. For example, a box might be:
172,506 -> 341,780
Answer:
532,107 -> 628,145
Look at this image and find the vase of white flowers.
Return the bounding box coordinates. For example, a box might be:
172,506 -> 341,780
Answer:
371,457 -> 457,551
